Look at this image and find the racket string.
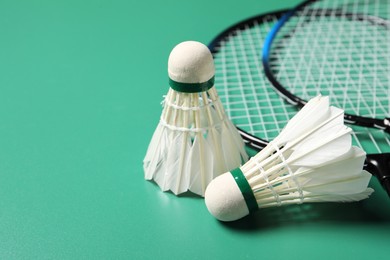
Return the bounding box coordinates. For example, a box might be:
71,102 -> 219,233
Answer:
269,0 -> 389,121
212,0 -> 389,155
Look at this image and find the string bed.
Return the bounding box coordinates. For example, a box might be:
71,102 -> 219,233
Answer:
211,1 -> 390,155
270,0 -> 389,122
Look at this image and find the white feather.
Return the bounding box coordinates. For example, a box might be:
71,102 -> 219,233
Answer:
221,122 -> 242,171
293,147 -> 366,186
275,96 -> 331,144
206,127 -> 227,176
289,106 -> 345,151
143,123 -> 170,180
163,131 -> 191,195
225,120 -> 249,163
288,125 -> 352,167
188,134 -> 214,195
303,171 -> 373,195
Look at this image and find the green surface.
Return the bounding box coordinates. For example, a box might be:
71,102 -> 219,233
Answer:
0,0 -> 389,259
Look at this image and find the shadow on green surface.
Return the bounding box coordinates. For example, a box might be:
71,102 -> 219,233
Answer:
216,173 -> 390,231
219,180 -> 390,231
145,178 -> 205,199
220,200 -> 390,232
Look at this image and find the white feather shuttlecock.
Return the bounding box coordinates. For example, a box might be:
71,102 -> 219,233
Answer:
205,96 -> 374,221
143,41 -> 248,196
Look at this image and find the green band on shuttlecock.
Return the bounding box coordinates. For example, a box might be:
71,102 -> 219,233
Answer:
230,168 -> 258,214
169,76 -> 214,93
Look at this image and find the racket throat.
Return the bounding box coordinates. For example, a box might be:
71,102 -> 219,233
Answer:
365,153 -> 390,197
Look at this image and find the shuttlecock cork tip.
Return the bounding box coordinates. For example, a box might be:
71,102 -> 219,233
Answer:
168,41 -> 215,92
205,171 -> 251,222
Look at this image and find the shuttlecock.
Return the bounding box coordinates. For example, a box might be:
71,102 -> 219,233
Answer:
205,96 -> 374,221
143,41 -> 248,196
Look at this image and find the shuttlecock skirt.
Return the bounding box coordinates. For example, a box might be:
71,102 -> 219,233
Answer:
144,86 -> 248,196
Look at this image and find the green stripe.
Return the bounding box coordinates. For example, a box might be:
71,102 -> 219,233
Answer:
230,168 -> 258,214
169,76 -> 214,93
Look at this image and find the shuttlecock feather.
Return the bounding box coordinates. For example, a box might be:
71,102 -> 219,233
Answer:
205,96 -> 374,221
143,41 -> 248,196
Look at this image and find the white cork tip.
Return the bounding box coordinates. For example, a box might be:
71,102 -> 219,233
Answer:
204,172 -> 250,222
168,41 -> 215,84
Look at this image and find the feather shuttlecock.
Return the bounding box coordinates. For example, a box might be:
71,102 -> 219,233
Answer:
205,96 -> 374,221
143,41 -> 248,196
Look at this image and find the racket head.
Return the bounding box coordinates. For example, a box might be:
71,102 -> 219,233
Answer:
209,1 -> 389,155
263,0 -> 390,133
209,4 -> 390,196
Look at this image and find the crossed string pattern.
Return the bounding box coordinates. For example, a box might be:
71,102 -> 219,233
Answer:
272,0 -> 389,121
212,0 -> 389,156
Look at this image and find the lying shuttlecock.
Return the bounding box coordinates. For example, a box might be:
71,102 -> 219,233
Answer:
205,96 -> 374,221
143,41 -> 248,196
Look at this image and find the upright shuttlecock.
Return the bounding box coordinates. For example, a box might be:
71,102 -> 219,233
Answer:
143,41 -> 248,196
205,96 -> 374,221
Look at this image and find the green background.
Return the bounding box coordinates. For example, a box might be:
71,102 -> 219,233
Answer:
0,0 -> 389,259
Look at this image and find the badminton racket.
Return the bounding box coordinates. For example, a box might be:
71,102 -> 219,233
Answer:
208,0 -> 390,196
